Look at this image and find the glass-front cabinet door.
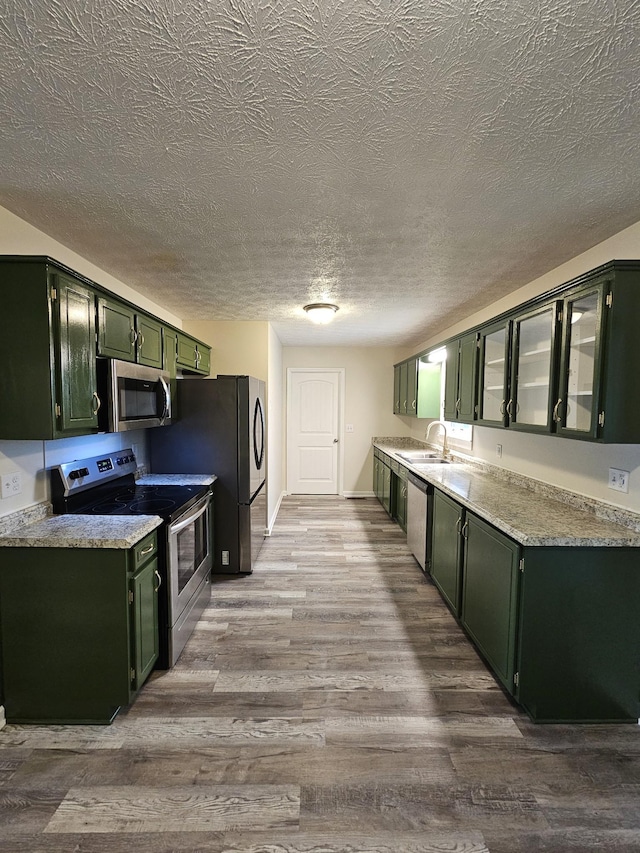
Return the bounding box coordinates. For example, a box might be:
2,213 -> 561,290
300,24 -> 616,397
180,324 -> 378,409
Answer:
509,302 -> 560,432
477,319 -> 511,426
554,285 -> 606,439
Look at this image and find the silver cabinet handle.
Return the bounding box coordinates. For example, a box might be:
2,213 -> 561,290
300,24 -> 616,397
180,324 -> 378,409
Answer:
194,348 -> 200,365
140,544 -> 154,556
455,517 -> 462,534
154,569 -> 162,592
553,398 -> 563,423
411,399 -> 416,411
395,399 -> 400,410
92,391 -> 101,414
506,398 -> 514,418
403,399 -> 407,410
461,520 -> 469,539
499,399 -> 506,415
137,331 -> 145,348
130,327 -> 137,345
456,397 -> 461,416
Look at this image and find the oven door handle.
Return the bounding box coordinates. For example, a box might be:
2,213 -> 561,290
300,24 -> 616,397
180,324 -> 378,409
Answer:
169,496 -> 210,535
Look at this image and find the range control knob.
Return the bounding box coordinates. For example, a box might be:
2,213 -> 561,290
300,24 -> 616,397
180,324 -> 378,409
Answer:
69,467 -> 89,481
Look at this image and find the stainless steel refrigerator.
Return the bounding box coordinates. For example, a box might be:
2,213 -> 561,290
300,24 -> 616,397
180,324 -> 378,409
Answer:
149,375 -> 266,574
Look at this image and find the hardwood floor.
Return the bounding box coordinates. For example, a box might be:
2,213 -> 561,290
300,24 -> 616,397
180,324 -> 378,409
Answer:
1,495 -> 639,852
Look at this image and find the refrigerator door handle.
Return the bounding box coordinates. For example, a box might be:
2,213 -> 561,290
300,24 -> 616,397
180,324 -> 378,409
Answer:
253,396 -> 265,471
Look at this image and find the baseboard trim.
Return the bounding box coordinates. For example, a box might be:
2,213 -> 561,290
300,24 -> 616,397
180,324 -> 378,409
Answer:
266,490 -> 286,536
0,705 -> 5,730
343,490 -> 375,499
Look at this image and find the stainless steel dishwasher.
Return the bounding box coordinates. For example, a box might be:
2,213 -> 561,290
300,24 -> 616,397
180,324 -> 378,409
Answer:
406,472 -> 432,571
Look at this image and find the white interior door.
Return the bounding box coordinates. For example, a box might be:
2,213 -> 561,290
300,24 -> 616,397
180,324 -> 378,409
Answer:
287,369 -> 343,494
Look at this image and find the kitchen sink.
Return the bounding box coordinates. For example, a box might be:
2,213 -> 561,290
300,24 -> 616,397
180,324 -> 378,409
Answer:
411,459 -> 449,467
397,451 -> 441,461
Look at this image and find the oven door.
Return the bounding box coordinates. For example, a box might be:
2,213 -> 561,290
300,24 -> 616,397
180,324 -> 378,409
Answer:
167,493 -> 212,627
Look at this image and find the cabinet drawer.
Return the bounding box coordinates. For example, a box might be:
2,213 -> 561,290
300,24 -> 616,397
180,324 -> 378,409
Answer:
131,532 -> 158,572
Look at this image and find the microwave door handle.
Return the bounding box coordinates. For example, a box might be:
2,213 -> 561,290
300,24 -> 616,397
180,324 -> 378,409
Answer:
158,376 -> 171,424
169,498 -> 209,535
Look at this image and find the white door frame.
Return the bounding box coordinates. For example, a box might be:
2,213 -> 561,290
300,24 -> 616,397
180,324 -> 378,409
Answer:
286,367 -> 345,496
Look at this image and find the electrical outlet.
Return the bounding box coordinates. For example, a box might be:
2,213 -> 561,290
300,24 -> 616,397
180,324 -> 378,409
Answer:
221,550 -> 230,566
346,424 -> 354,433
1,472 -> 22,498
608,467 -> 630,493
496,444 -> 502,458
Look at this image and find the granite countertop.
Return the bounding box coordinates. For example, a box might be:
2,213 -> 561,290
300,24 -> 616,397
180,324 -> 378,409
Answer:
373,438 -> 640,548
0,473 -> 216,549
0,514 -> 163,549
137,473 -> 217,486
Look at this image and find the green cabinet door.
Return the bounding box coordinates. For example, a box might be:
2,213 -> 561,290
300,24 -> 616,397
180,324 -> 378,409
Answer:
399,361 -> 409,414
176,332 -> 199,370
430,489 -> 464,615
406,358 -> 418,415
136,314 -> 163,368
196,343 -> 211,375
130,557 -> 159,691
55,274 -> 100,434
461,513 -> 520,694
393,364 -> 402,413
443,332 -> 478,423
97,295 -> 136,360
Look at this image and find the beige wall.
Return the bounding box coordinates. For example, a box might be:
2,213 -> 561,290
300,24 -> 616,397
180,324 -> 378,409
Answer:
399,220 -> 640,512
183,320 -> 269,381
282,347 -> 411,495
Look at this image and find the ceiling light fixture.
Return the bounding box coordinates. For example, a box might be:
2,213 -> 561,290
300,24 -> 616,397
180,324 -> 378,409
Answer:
303,302 -> 339,324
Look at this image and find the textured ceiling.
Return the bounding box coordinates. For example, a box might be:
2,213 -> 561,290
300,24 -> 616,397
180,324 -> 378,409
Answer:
1,1 -> 640,346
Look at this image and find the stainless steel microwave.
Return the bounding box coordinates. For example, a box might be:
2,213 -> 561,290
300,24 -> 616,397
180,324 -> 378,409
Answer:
97,358 -> 172,432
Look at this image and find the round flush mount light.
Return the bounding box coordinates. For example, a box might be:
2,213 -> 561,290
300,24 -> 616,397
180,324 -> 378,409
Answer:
303,303 -> 339,324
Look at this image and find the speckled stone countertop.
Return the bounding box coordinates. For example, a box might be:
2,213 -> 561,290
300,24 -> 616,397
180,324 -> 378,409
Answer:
0,474 -> 215,549
373,438 -> 640,548
0,514 -> 162,549
137,474 -> 217,486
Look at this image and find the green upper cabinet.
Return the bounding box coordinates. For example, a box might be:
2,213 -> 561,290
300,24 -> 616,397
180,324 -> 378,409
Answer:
394,359 -> 418,416
55,274 -> 101,434
553,282 -> 606,440
176,331 -> 211,375
97,296 -> 137,361
136,314 -> 163,368
97,296 -> 163,368
477,319 -> 512,427
509,301 -> 561,433
0,259 -> 99,440
444,331 -> 478,423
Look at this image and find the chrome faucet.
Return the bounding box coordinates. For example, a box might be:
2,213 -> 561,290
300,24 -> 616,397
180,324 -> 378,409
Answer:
425,420 -> 449,459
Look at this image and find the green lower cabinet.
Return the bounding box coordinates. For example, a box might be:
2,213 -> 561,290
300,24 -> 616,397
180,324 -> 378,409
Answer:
381,459 -> 392,515
130,557 -> 160,691
430,489 -> 464,615
0,532 -> 159,724
460,513 -> 520,694
516,546 -> 640,722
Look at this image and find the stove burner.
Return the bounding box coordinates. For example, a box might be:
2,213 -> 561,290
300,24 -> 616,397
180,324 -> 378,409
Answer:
127,498 -> 176,514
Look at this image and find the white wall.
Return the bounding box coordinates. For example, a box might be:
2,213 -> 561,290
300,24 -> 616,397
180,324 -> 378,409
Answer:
400,220 -> 640,512
282,347 -> 411,495
0,205 -> 177,521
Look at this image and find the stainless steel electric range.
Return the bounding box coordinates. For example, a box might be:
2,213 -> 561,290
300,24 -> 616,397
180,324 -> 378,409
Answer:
51,448 -> 213,668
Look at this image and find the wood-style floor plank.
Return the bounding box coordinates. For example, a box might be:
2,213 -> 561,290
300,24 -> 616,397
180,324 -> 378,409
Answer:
1,494 -> 639,852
